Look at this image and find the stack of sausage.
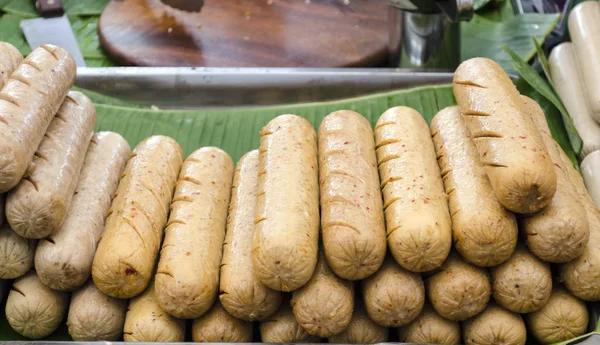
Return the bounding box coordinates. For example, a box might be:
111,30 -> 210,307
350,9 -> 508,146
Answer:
548,1 -> 600,210
0,41 -> 596,345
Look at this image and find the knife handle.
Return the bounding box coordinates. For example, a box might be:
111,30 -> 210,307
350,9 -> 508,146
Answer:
35,0 -> 65,18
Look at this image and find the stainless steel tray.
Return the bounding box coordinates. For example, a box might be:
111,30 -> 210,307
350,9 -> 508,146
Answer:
75,67 -> 455,109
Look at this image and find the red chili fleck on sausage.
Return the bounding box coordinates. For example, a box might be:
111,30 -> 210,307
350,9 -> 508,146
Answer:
519,136 -> 527,139
125,267 -> 137,275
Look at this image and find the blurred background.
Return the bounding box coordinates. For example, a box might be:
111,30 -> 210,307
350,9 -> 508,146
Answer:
0,0 -> 582,70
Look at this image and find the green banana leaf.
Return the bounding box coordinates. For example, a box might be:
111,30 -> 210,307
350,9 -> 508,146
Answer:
474,0 -> 493,11
462,13 -> 560,71
0,14 -> 31,56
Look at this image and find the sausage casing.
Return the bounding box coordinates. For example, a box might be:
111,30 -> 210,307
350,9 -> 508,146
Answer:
463,304 -> 526,345
67,279 -> 127,341
155,147 -> 233,318
328,303 -> 388,344
35,132 -> 130,291
398,305 -> 461,345
92,136 -> 183,299
520,96 -> 589,262
260,302 -> 321,343
569,1 -> 600,120
549,43 -> 600,158
191,302 -> 253,342
558,146 -> 600,301
374,106 -> 452,272
426,253 -> 491,321
7,91 -> 96,239
0,42 -> 23,89
5,271 -> 69,339
291,249 -> 353,337
581,151 -> 600,208
123,281 -> 185,342
0,44 -> 75,192
220,150 -> 281,321
431,106 -> 517,267
318,110 -> 386,280
491,245 -> 552,313
526,286 -> 589,344
453,57 -> 557,214
362,256 -> 424,327
252,115 -> 320,291
0,223 -> 35,279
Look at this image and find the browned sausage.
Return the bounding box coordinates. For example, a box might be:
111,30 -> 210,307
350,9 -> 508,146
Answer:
430,106 -> 517,267
426,253 -> 491,321
220,150 -> 282,321
252,115 -> 320,291
374,106 -> 452,272
318,110 -> 386,280
362,256 -> 424,327
520,96 -> 589,263
453,57 -> 557,214
92,136 -> 183,299
191,302 -> 253,342
155,147 -> 234,319
291,250 -> 353,337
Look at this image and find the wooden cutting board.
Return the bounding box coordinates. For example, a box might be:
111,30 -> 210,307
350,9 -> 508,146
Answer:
98,0 -> 390,67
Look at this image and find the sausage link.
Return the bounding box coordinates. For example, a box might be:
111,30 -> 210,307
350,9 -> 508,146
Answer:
0,223 -> 36,279
35,132 -> 130,291
220,150 -> 281,321
491,245 -> 552,313
463,304 -> 526,345
328,303 -> 388,344
569,1 -> 600,120
362,256 -> 424,327
5,271 -> 69,339
526,286 -> 589,344
252,115 -> 320,291
549,43 -> 600,158
92,136 -> 183,299
67,279 -> 127,341
291,249 -> 353,337
0,42 -> 23,89
7,91 -> 96,239
453,57 -> 557,214
0,194 -> 5,225
426,253 -> 491,321
155,147 -> 233,318
431,106 -> 517,267
123,281 -> 185,342
318,110 -> 386,280
191,302 -> 253,342
558,146 -> 600,300
260,302 -> 321,343
0,44 -> 75,192
398,304 -> 461,345
519,96 -> 589,262
581,151 -> 600,207
374,106 -> 452,272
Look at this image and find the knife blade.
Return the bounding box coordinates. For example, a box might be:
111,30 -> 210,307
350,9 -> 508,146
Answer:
161,0 -> 204,12
20,0 -> 86,67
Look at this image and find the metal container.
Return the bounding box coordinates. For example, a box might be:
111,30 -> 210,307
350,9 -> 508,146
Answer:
387,0 -> 474,70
